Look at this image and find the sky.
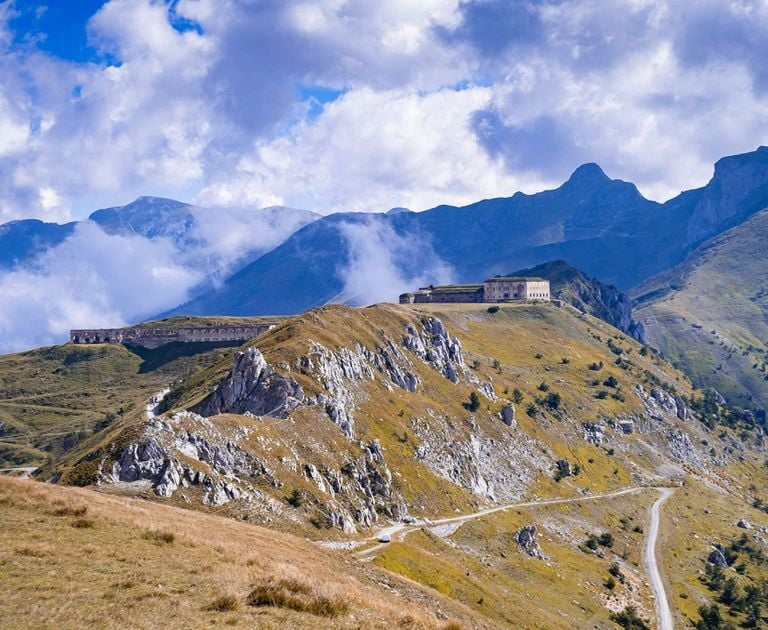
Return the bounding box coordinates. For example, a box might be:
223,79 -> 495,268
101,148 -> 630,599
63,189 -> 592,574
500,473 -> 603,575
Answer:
0,0 -> 767,223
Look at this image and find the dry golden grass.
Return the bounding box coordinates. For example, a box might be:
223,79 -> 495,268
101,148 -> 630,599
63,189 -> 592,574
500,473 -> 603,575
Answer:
0,476 -> 482,629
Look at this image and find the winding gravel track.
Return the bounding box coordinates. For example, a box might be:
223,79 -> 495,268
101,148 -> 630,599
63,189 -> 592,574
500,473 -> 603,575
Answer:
356,486 -> 643,558
644,488 -> 674,630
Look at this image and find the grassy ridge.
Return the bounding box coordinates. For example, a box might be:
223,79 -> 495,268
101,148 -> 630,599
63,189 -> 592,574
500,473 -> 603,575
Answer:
0,341 -> 239,467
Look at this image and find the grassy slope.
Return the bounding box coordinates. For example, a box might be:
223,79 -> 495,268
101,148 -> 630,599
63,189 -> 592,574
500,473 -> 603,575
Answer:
0,341 -> 240,467
0,476 -> 479,629
634,207 -> 768,408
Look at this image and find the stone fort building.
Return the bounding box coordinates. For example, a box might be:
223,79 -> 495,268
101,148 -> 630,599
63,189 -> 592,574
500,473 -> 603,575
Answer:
400,277 -> 550,304
70,322 -> 278,349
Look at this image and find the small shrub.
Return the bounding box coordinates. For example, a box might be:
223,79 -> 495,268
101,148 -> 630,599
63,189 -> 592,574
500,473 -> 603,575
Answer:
464,392 -> 481,412
611,605 -> 649,630
247,578 -> 349,618
471,359 -> 481,370
537,382 -> 550,392
585,535 -> 599,550
534,352 -> 543,359
52,504 -> 88,517
604,576 -> 616,590
543,391 -> 561,410
143,529 -> 175,544
633,525 -> 644,534
598,532 -> 614,548
72,517 -> 95,529
595,390 -> 609,399
588,361 -> 603,371
603,375 -> 619,388
206,594 -> 240,612
526,402 -> 538,418
487,306 -> 500,314
561,357 -> 570,364
287,488 -> 304,508
512,388 -> 524,404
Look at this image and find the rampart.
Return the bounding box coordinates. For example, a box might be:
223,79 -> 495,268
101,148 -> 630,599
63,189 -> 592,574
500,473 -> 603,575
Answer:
69,322 -> 278,349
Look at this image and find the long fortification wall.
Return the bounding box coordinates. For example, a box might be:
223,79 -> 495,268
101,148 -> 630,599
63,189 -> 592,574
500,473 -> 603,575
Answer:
69,323 -> 277,349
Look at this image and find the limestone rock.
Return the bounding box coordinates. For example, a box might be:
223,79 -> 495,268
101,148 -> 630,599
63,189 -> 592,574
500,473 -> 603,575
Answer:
500,404 -> 516,427
191,347 -> 305,418
582,422 -> 604,445
515,525 -> 545,559
708,544 -> 729,568
737,519 -> 753,530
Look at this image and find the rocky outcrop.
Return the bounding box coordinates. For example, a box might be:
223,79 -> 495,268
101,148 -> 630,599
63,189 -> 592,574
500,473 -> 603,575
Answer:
301,316 -> 484,439
191,348 -> 305,418
582,422 -> 605,445
106,411 -> 272,506
403,317 -> 465,383
708,544 -> 729,568
500,404 -> 516,427
635,384 -> 690,423
515,525 -> 545,559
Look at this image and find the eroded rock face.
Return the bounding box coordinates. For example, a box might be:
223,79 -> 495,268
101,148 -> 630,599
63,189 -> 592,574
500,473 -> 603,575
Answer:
106,411 -> 272,506
191,348 -> 305,418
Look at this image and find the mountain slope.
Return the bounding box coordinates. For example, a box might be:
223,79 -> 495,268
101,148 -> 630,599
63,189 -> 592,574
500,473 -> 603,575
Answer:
40,301 -> 768,627
634,206 -> 768,408
171,147 -> 768,318
511,259 -> 645,341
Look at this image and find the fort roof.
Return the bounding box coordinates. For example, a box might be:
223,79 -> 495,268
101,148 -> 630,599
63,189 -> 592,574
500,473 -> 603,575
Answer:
483,276 -> 547,283
418,284 -> 483,293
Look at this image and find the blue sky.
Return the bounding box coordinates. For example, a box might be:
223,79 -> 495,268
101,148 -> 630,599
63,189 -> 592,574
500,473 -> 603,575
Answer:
0,0 -> 767,222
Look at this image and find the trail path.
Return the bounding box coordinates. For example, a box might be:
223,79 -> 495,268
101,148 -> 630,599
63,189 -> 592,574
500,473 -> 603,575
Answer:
644,488 -> 674,630
355,486 -> 643,558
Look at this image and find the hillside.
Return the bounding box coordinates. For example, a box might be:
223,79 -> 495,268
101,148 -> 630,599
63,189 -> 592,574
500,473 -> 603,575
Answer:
170,147 -> 768,318
40,302 -> 768,628
511,260 -> 645,341
634,207 -> 768,409
0,334 -> 261,469
0,475 -> 478,628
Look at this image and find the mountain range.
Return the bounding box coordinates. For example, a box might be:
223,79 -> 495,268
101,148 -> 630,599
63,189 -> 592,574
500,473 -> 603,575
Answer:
5,147 -> 768,409
170,146 -> 768,317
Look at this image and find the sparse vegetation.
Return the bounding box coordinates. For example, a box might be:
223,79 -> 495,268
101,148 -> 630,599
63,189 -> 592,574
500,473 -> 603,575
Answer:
247,578 -> 349,618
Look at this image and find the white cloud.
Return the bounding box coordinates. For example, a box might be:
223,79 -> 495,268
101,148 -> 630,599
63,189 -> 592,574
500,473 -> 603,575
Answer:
198,86 -> 550,213
0,0 -> 766,219
336,216 -> 454,304
0,222 -> 202,353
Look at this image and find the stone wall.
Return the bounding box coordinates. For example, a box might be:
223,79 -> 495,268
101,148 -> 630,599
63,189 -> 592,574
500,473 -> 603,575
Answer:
70,323 -> 278,349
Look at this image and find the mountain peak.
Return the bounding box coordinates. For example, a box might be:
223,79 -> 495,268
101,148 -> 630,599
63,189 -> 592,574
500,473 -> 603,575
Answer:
565,163 -> 609,186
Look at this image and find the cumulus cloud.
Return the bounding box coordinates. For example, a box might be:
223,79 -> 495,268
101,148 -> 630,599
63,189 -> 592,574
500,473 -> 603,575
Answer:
0,0 -> 767,217
336,216 -> 454,305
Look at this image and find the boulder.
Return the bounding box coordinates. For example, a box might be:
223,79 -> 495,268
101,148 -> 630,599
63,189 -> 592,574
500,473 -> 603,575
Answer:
708,545 -> 729,568
515,525 -> 545,559
737,519 -> 753,530
500,404 -> 517,427
674,396 -> 689,421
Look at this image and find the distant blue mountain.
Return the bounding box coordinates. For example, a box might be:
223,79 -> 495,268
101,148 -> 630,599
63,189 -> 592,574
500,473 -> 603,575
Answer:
0,219 -> 76,269
0,197 -> 319,277
169,147 -> 768,317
